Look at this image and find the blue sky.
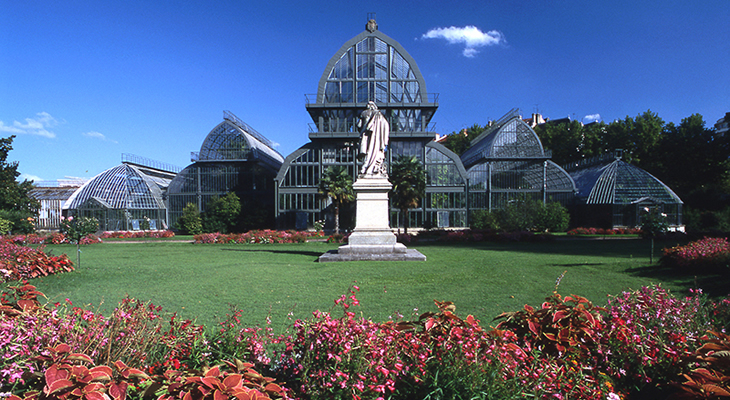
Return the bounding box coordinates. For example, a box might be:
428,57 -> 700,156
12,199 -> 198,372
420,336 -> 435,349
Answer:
1,0 -> 728,183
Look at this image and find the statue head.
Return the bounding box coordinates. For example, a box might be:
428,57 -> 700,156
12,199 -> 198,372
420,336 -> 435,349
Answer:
367,101 -> 378,111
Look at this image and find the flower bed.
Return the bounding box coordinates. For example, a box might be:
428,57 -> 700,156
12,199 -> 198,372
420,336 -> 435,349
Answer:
2,233 -> 102,246
0,238 -> 74,282
661,236 -> 730,270
99,230 -> 175,239
4,281 -> 730,399
193,230 -> 323,244
568,227 -> 642,236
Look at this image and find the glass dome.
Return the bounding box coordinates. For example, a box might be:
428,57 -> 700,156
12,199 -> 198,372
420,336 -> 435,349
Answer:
64,163 -> 170,231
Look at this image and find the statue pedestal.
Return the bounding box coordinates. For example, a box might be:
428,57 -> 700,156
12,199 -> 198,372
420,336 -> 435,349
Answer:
319,175 -> 426,262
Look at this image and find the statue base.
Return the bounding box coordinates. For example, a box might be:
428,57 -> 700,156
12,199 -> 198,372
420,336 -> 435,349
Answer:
318,175 -> 426,262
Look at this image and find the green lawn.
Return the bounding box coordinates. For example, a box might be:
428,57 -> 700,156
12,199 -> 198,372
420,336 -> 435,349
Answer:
27,237 -> 722,331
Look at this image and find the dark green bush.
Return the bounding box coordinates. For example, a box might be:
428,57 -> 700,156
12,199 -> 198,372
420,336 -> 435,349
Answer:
0,209 -> 36,234
202,193 -> 241,233
177,203 -> 203,235
469,201 -> 570,233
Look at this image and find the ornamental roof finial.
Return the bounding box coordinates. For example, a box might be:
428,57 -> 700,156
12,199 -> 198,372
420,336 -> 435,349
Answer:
366,18 -> 378,32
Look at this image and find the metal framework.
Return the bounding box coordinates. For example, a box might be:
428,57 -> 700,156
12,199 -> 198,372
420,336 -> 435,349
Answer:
463,112 -> 576,212
276,19 -> 467,231
63,163 -> 173,231
167,112 -> 284,229
569,155 -> 683,228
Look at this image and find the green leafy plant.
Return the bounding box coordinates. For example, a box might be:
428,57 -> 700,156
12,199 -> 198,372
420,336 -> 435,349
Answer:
0,216 -> 12,234
202,193 -> 241,234
640,207 -> 669,263
318,166 -> 354,234
59,216 -> 99,268
177,203 -> 203,235
390,155 -> 426,234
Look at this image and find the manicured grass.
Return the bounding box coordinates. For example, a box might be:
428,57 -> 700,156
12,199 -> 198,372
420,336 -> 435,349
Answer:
27,237 -> 720,331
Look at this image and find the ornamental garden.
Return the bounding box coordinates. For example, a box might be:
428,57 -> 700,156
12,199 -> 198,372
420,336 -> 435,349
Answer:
2,229 -> 730,399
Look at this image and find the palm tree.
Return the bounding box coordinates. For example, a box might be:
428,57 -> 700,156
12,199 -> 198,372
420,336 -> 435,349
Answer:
390,155 -> 426,234
318,166 -> 355,234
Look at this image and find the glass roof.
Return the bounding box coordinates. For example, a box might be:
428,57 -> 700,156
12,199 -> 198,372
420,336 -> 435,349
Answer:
319,29 -> 427,106
570,159 -> 682,205
461,116 -> 546,168
64,164 -> 169,210
198,118 -> 284,171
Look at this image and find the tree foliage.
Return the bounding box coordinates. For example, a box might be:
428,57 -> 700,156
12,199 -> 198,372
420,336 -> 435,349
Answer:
202,192 -> 241,234
0,136 -> 39,215
177,203 -> 203,235
318,166 -> 354,234
390,155 -> 426,234
439,124 -> 485,155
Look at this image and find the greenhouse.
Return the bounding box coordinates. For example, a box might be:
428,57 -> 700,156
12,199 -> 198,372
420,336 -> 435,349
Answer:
276,18 -> 467,230
462,109 -> 576,212
568,154 -> 683,228
63,156 -> 178,231
167,111 -> 284,230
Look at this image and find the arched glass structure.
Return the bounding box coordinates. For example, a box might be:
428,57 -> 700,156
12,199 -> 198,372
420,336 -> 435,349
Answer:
276,19 -> 468,230
463,110 -> 576,212
568,156 -> 683,228
168,111 -> 284,230
64,163 -> 173,231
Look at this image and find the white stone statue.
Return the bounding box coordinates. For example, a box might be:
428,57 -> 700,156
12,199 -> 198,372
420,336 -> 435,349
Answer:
357,101 -> 389,176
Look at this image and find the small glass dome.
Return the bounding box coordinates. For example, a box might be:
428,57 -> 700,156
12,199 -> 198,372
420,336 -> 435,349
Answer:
64,163 -> 170,231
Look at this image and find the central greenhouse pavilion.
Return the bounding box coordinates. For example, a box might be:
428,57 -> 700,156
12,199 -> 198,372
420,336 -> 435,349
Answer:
275,18 -> 468,231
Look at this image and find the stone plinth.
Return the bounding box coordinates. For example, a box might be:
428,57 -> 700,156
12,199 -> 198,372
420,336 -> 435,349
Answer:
318,175 -> 426,262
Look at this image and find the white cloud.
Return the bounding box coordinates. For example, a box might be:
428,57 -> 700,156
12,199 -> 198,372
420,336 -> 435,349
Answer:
421,25 -> 505,57
19,173 -> 44,182
584,114 -> 601,122
83,131 -> 118,143
0,112 -> 59,138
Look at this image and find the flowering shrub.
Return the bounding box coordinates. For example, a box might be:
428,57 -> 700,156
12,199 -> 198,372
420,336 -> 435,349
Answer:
325,232 -> 348,243
568,227 -> 642,236
598,285 -> 712,396
661,237 -> 730,270
0,238 -> 74,282
99,230 -> 175,239
194,230 -> 323,244
10,280 -> 730,399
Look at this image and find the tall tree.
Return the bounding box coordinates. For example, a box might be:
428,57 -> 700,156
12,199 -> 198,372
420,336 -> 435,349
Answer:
652,114 -> 730,210
0,135 -> 39,213
390,155 -> 426,234
318,166 -> 354,234
602,110 -> 664,167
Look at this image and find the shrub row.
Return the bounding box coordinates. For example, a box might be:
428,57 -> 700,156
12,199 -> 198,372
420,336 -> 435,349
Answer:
193,230 -> 324,244
4,282 -> 730,399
